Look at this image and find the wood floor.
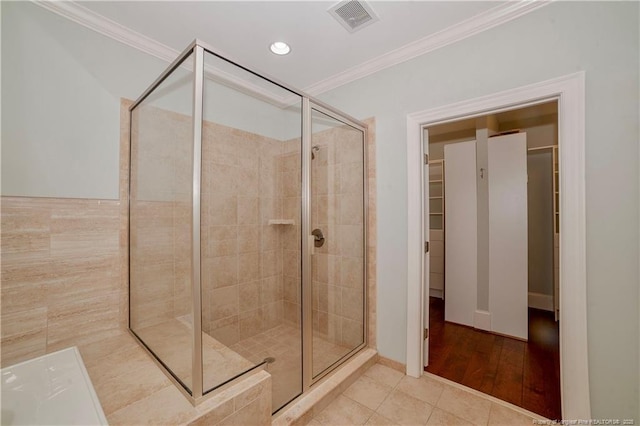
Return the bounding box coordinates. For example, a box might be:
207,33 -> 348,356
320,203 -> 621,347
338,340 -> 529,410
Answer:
425,297 -> 561,420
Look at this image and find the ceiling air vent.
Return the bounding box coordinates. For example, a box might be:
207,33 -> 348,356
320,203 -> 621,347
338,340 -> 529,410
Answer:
328,0 -> 379,33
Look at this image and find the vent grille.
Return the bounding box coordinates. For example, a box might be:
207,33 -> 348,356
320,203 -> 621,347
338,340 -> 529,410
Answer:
329,0 -> 379,33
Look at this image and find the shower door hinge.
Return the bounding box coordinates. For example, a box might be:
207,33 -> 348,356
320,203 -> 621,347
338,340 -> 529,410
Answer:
424,328 -> 429,340
424,241 -> 429,253
424,153 -> 429,164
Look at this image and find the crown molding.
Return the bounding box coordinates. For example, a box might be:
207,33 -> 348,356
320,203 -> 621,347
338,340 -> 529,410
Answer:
303,1 -> 551,96
32,1 -> 295,107
33,0 -> 550,100
33,0 -> 178,63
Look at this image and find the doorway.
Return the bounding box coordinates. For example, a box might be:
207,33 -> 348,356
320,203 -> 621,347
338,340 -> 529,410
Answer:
405,72 -> 591,419
422,101 -> 561,418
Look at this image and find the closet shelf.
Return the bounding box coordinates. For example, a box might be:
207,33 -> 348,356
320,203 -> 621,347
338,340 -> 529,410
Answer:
429,180 -> 443,183
429,196 -> 443,200
429,212 -> 443,215
268,219 -> 295,225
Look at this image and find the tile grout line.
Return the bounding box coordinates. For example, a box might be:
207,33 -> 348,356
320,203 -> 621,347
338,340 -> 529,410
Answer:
423,370 -> 544,420
428,379 -> 446,425
485,402 -> 495,426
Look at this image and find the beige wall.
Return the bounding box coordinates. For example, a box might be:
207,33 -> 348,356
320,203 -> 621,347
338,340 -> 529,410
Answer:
200,121 -> 302,346
311,124 -> 366,349
129,104 -> 193,330
281,118 -> 378,351
281,140 -> 303,328
127,101 -> 304,345
0,197 -> 125,366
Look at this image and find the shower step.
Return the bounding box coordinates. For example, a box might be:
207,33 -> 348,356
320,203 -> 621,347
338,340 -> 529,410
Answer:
272,348 -> 377,425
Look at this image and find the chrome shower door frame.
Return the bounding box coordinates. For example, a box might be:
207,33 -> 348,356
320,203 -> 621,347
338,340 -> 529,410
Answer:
128,39 -> 369,407
190,44 -> 205,401
128,40 -> 206,404
302,101 -> 369,390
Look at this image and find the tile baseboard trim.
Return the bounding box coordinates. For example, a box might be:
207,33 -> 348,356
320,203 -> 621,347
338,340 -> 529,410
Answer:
272,348 -> 377,426
376,355 -> 406,374
422,371 -> 549,420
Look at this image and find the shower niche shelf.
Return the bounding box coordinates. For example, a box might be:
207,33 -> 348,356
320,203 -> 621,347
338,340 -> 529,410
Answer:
268,219 -> 295,225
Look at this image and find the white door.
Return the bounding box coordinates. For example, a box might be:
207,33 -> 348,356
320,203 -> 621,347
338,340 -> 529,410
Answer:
488,133 -> 528,340
422,129 -> 430,368
444,140 -> 478,328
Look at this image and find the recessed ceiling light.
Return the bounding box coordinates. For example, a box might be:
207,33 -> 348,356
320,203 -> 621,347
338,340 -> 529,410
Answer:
270,41 -> 291,56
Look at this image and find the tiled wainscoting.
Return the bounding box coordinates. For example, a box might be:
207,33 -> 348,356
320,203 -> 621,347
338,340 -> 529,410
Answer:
0,98 -> 377,424
80,332 -> 272,425
1,196 -> 126,366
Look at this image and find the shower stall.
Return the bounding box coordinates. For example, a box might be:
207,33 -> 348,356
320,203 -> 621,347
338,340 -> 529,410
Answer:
128,40 -> 367,412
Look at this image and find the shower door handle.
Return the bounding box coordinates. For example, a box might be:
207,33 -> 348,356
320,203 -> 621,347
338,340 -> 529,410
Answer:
311,229 -> 325,248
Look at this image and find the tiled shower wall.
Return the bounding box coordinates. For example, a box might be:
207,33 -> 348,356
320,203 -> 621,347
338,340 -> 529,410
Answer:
129,105 -> 192,330
311,126 -> 365,349
200,121 -> 301,346
0,197 -> 124,367
130,103 -> 304,346
278,119 -> 377,351
280,140 -> 303,328
0,98 -> 376,368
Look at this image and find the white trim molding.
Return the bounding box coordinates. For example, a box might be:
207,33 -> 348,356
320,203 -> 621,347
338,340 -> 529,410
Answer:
406,72 -> 590,419
528,292 -> 554,311
32,0 -> 549,99
304,1 -> 550,96
474,310 -> 492,331
31,1 -> 293,108
33,1 -> 178,63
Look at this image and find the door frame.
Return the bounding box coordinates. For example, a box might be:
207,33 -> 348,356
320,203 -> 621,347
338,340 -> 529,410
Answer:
405,72 -> 590,419
303,100 -> 369,391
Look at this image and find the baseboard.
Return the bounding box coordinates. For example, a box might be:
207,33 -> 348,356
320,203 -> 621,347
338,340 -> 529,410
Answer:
528,292 -> 553,311
429,288 -> 444,299
272,348 -> 377,425
377,355 -> 406,374
474,310 -> 491,331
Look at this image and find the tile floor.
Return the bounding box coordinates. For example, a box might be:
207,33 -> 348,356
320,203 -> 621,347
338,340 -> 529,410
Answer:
138,319 -> 355,414
230,323 -> 355,412
310,363 -> 545,425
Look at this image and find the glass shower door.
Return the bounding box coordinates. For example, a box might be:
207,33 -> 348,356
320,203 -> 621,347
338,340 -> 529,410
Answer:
200,49 -> 303,411
129,52 -> 195,393
309,106 -> 366,379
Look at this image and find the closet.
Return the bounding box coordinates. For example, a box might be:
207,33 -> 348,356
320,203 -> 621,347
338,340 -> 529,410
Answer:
438,133 -> 528,339
428,160 -> 445,299
427,102 -> 559,340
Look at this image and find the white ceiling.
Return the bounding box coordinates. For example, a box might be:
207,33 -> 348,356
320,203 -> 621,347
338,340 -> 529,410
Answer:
76,1 -> 511,92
